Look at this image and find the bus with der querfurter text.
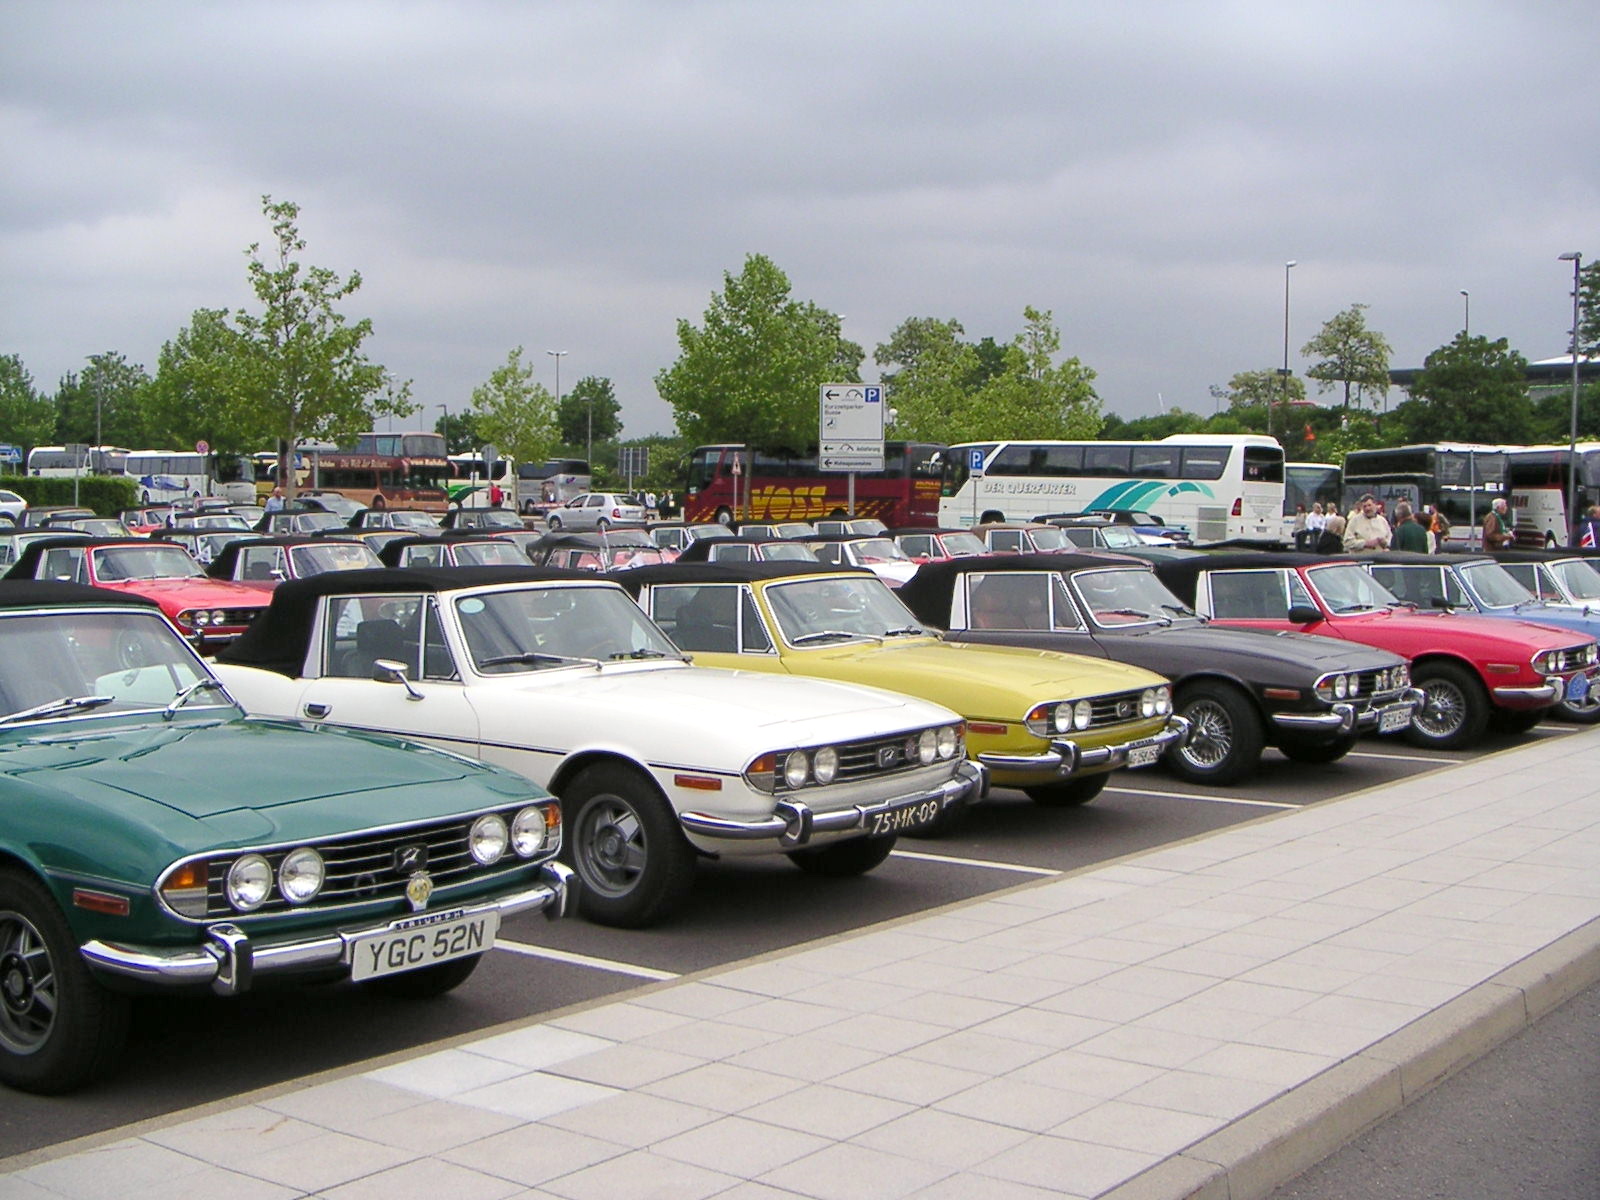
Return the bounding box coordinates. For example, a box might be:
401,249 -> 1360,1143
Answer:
1504,443 -> 1600,548
310,452 -> 451,512
448,453 -> 515,508
1340,442 -> 1509,547
938,434 -> 1284,543
683,442 -> 946,527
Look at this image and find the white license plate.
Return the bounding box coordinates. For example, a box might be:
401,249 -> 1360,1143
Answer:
1379,706 -> 1412,733
350,910 -> 499,981
867,796 -> 943,837
1126,743 -> 1161,768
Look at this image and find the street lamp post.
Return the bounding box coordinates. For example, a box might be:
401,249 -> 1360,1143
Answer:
547,349 -> 573,460
1276,260 -> 1297,441
1560,253 -> 1583,543
1460,289 -> 1470,337
436,403 -> 449,453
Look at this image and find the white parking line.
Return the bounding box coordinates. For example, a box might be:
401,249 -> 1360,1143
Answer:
495,940 -> 679,980
1347,750 -> 1459,764
890,850 -> 1061,875
1106,786 -> 1298,809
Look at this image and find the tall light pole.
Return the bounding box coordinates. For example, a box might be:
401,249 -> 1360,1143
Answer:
436,402 -> 449,453
1460,289 -> 1470,337
1560,252 -> 1583,542
1277,260 -> 1297,441
547,349 -> 573,460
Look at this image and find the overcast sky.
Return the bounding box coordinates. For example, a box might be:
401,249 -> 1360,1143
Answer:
4,1 -> 1598,443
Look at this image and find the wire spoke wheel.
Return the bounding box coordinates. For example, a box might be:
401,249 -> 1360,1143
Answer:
1179,699 -> 1234,769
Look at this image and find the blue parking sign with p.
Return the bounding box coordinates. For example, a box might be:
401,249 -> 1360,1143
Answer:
969,447 -> 986,477
864,387 -> 881,403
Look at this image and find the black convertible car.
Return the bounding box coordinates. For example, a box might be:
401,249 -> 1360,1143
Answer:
898,553 -> 1421,784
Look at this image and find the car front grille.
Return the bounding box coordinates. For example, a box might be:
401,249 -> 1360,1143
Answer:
1551,645 -> 1592,674
1088,690 -> 1153,728
832,730 -> 930,782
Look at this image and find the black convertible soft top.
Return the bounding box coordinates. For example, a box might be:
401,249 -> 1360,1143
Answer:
215,564 -> 604,677
896,552 -> 1150,624
611,560 -> 868,597
204,535 -> 365,580
0,579 -> 162,613
1150,551 -> 1339,604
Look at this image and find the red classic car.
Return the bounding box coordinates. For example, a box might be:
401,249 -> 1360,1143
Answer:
1153,552 -> 1599,749
3,537 -> 270,649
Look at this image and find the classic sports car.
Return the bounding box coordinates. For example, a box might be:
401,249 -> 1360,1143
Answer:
1359,551 -> 1600,723
617,562 -> 1187,809
205,535 -> 382,589
1152,552 -> 1599,748
973,522 -> 1079,555
887,527 -> 990,563
1495,549 -> 1600,612
0,581 -> 570,1094
528,531 -> 676,571
378,532 -> 532,568
3,536 -> 271,649
212,567 -> 983,928
675,535 -> 820,564
898,554 -> 1419,783
802,536 -> 920,587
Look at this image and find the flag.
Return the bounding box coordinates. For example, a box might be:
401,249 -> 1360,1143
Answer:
1582,523 -> 1595,549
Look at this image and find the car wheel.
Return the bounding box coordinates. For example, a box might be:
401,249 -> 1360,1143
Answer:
1166,681 -> 1264,785
1553,683 -> 1600,724
1023,772 -> 1108,806
0,870 -> 131,1094
787,835 -> 897,877
360,954 -> 481,999
548,515 -> 562,530
561,763 -> 695,928
596,518 -> 610,532
1276,733 -> 1357,764
1405,661 -> 1489,749
1492,707 -> 1548,734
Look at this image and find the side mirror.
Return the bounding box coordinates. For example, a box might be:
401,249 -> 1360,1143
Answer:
1287,605 -> 1322,624
1430,595 -> 1454,610
372,658 -> 424,701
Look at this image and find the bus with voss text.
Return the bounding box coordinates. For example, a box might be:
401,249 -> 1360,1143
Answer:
938,434 -> 1284,543
683,442 -> 946,527
1505,443 -> 1600,548
311,453 -> 451,512
1340,443 -> 1509,547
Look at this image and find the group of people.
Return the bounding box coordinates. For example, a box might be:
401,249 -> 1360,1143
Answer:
1291,496 -> 1454,555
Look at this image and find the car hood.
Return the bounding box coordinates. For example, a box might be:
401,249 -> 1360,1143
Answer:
93,577 -> 270,609
1318,607 -> 1593,653
1108,623 -> 1404,671
777,637 -> 1167,718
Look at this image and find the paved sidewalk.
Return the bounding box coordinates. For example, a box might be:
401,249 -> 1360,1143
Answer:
6,732 -> 1599,1200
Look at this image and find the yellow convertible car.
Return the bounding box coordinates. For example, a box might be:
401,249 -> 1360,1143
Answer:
620,562 -> 1188,808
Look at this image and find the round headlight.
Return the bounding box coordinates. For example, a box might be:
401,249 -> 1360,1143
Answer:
813,746 -> 839,783
213,610 -> 227,625
1156,686 -> 1172,714
190,610 -> 211,627
225,854 -> 273,911
511,806 -> 548,857
469,814 -> 509,864
783,749 -> 811,789
1333,674 -> 1350,699
278,847 -> 325,904
1140,688 -> 1156,718
918,729 -> 938,764
937,725 -> 959,759
1073,699 -> 1093,730
1397,664 -> 1410,687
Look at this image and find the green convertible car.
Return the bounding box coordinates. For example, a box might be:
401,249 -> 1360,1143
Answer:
0,581 -> 572,1094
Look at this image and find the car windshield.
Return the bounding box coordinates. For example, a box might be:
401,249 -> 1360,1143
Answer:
758,542 -> 815,562
0,609 -> 220,723
1458,561 -> 1538,608
453,541 -> 528,566
472,510 -> 524,529
1306,563 -> 1398,612
1024,526 -> 1073,551
940,532 -> 988,556
386,511 -> 439,532
846,538 -> 912,565
765,575 -> 928,643
291,543 -> 382,575
295,512 -> 346,532
93,545 -> 206,581
456,585 -> 681,672
1552,560 -> 1600,600
1098,526 -> 1143,548
1072,568 -> 1197,626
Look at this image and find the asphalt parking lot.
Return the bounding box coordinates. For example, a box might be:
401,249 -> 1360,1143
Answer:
0,724 -> 1571,1161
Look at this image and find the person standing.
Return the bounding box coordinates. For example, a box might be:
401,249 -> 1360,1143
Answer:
1575,504 -> 1600,549
1482,497 -> 1512,552
1343,494 -> 1392,552
1315,513 -> 1346,554
1392,502 -> 1429,552
1291,504 -> 1308,550
1428,506 -> 1452,552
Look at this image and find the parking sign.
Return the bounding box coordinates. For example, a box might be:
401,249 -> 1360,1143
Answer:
969,447 -> 986,477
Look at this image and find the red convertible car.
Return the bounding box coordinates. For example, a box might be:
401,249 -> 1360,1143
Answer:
1153,552 -> 1598,749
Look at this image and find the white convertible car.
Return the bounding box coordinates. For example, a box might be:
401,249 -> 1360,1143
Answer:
213,566 -> 985,927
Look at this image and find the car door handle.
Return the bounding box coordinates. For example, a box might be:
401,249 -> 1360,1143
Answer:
303,702 -> 330,719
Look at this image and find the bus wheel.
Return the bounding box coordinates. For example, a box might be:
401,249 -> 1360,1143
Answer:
141,490 -> 151,504
371,494 -> 386,510
980,510 -> 1005,524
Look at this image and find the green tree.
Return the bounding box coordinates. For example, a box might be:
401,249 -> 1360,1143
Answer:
148,309 -> 257,453
1403,333 -> 1532,443
55,353 -> 155,448
558,376 -> 622,448
1578,260 -> 1600,357
1214,368 -> 1306,416
656,254 -> 863,451
469,347 -> 557,465
0,354 -> 57,456
1301,304 -> 1392,412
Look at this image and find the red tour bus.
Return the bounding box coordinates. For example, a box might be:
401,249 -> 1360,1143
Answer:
683,442 -> 947,526
311,453 -> 451,512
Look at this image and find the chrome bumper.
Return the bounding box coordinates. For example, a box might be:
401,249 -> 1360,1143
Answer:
81,861 -> 574,997
678,760 -> 988,848
976,716 -> 1190,779
1270,689 -> 1424,734
1491,679 -> 1560,705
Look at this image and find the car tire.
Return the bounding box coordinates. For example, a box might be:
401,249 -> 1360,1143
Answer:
1554,686 -> 1600,725
1492,707 -> 1548,734
548,515 -> 562,530
359,954 -> 481,999
0,869 -> 131,1095
1405,661 -> 1489,749
596,518 -> 610,532
561,763 -> 696,928
1023,772 -> 1108,806
1276,733 -> 1357,764
1166,681 -> 1264,785
786,835 -> 896,877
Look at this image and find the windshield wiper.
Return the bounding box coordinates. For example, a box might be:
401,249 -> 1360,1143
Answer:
607,648 -> 680,660
0,695 -> 115,725
882,625 -> 927,638
1333,604 -> 1377,613
1160,603 -> 1197,617
791,630 -> 878,645
164,678 -> 232,720
478,651 -> 600,668
1101,608 -> 1154,620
